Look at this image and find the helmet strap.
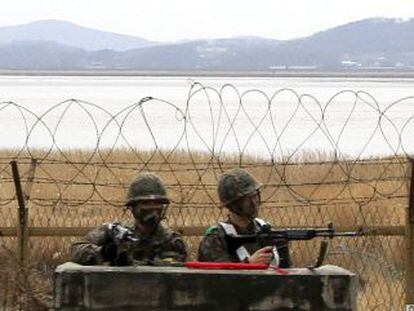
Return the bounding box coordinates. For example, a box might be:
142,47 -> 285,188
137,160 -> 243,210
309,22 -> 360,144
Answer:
227,210 -> 253,229
227,196 -> 258,221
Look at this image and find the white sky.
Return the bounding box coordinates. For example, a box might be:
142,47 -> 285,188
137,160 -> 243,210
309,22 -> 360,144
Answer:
1,0 -> 414,41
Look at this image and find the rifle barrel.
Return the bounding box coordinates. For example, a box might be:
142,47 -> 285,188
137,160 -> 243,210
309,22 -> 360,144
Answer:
334,231 -> 360,237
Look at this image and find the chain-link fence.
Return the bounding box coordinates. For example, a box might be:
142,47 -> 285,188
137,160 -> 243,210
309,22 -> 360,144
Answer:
1,82 -> 414,310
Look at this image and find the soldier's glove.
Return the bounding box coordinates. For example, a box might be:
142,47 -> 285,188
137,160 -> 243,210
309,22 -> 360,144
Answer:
101,242 -> 118,262
113,251 -> 130,266
101,242 -> 131,266
81,252 -> 98,265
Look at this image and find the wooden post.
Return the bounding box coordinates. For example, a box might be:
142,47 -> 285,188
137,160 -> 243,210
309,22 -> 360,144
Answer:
10,161 -> 29,265
406,158 -> 414,304
24,158 -> 37,202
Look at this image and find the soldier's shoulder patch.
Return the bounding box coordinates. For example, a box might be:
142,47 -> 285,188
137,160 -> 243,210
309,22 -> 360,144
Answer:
205,225 -> 218,236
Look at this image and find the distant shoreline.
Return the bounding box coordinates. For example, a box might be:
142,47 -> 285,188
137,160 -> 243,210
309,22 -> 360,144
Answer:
1,69 -> 414,78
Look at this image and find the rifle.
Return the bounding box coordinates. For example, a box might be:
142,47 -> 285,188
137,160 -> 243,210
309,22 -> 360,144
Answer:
101,223 -> 142,266
225,222 -> 361,268
107,222 -> 141,244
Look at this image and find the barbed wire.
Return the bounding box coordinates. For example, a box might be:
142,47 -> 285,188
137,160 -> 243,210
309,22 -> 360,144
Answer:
0,82 -> 411,214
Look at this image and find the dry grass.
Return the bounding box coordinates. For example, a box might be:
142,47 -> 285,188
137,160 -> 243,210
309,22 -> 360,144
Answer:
0,148 -> 409,310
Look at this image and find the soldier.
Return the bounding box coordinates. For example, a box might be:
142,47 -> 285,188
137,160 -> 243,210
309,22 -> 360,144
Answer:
71,173 -> 187,266
198,168 -> 291,267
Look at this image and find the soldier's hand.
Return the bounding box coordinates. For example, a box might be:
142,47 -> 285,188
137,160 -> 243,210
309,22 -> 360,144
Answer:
101,242 -> 118,262
117,240 -> 134,253
113,251 -> 130,266
248,246 -> 273,264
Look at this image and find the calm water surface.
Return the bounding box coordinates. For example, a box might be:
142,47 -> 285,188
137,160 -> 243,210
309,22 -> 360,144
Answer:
1,76 -> 414,158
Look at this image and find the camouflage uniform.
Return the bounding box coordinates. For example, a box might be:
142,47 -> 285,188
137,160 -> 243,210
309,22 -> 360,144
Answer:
198,219 -> 291,268
71,173 -> 187,266
71,221 -> 187,266
198,168 -> 291,268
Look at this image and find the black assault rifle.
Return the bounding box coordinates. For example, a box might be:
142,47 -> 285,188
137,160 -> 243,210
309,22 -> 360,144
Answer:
102,223 -> 143,266
107,222 -> 141,244
225,222 -> 361,268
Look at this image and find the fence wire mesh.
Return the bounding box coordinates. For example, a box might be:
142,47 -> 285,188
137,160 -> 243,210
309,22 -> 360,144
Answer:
0,82 -> 413,310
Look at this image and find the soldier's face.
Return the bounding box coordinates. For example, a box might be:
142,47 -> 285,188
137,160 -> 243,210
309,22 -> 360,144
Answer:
130,201 -> 166,228
236,190 -> 261,219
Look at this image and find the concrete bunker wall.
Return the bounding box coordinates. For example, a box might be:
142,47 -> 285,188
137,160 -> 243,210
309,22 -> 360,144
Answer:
54,263 -> 357,310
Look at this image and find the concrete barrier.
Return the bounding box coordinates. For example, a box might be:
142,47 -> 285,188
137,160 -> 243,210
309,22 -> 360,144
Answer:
54,262 -> 357,310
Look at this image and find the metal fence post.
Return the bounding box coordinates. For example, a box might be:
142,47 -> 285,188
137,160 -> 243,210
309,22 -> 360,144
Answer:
406,158 -> 414,304
10,161 -> 29,265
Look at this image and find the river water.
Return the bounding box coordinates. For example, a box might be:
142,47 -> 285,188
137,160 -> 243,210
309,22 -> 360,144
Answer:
1,75 -> 414,159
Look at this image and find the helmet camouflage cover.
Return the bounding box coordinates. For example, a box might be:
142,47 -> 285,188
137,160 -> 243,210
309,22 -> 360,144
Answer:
126,173 -> 170,206
218,168 -> 261,206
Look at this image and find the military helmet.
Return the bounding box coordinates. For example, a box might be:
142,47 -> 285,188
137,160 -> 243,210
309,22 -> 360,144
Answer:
218,168 -> 261,206
126,173 -> 170,206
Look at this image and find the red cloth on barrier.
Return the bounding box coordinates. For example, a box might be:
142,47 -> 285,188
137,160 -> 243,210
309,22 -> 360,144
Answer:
185,261 -> 289,274
186,261 -> 267,270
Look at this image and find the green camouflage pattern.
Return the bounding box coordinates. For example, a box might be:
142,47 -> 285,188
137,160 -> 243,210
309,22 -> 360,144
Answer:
71,222 -> 187,266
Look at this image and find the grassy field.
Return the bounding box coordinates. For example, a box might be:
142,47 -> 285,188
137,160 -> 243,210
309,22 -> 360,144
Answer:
0,148 -> 409,310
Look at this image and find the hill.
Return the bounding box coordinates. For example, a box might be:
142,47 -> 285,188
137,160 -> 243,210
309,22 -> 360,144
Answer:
0,18 -> 413,70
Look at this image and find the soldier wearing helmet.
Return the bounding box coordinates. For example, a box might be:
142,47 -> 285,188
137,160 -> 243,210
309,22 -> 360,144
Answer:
71,173 -> 187,266
198,168 -> 291,267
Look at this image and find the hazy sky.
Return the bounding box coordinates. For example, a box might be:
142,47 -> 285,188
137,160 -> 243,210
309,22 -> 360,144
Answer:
2,0 -> 414,41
